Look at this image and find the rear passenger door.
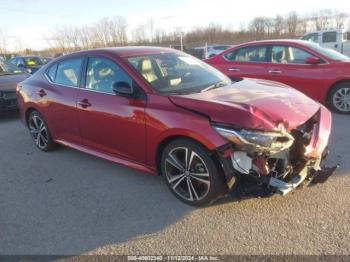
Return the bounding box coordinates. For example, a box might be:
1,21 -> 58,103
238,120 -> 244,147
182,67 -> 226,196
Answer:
43,57 -> 83,144
220,45 -> 269,80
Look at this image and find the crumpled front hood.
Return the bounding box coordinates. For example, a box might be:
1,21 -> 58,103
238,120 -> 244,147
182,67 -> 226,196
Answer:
169,78 -> 321,131
0,74 -> 29,92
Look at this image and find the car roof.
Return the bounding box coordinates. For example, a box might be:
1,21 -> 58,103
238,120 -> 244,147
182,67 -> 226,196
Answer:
69,46 -> 179,58
235,39 -> 311,47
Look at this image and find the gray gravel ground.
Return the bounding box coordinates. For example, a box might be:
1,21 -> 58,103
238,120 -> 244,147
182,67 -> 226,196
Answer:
0,112 -> 349,255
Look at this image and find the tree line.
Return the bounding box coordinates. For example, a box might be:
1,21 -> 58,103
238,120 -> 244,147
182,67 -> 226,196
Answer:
1,9 -> 349,56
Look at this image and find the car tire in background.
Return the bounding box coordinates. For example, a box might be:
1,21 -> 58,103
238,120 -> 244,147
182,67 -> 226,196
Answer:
161,138 -> 227,206
27,111 -> 57,151
329,82 -> 350,114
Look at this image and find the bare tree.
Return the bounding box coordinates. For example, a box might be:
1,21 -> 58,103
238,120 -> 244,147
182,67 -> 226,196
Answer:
313,9 -> 333,30
48,26 -> 69,53
0,28 -> 8,54
114,16 -> 128,45
249,17 -> 267,38
132,24 -> 148,44
286,12 -> 298,36
297,17 -> 309,35
146,18 -> 155,42
78,25 -> 94,49
274,15 -> 285,36
13,37 -> 24,54
41,9 -> 349,56
264,18 -> 274,36
334,11 -> 348,28
154,28 -> 166,44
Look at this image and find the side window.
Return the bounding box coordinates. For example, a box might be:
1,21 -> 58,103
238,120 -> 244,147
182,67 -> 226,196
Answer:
55,58 -> 83,87
302,33 -> 319,43
271,46 -> 313,64
46,64 -> 58,82
86,57 -> 132,94
322,32 -> 337,43
9,58 -> 16,65
223,51 -> 235,61
17,58 -> 24,66
225,46 -> 267,62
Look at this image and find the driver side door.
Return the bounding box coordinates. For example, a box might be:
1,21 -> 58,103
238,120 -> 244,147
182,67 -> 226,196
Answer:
77,56 -> 147,164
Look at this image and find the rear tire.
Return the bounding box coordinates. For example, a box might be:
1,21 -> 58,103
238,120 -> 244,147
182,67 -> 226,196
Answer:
328,82 -> 350,114
27,111 -> 56,151
161,138 -> 227,206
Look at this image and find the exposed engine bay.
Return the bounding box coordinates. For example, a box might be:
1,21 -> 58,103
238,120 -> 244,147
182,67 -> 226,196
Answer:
215,110 -> 338,197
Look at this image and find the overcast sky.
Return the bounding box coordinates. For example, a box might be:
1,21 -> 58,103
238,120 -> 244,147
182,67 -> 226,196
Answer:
0,0 -> 349,50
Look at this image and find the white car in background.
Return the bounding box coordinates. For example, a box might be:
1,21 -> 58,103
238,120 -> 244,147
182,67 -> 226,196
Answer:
302,29 -> 350,57
195,45 -> 232,59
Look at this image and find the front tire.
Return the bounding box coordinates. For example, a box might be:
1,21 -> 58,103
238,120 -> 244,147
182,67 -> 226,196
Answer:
161,139 -> 226,206
27,111 -> 56,151
329,82 -> 350,114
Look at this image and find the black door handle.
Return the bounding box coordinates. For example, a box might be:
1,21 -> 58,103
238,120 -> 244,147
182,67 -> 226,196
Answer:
78,99 -> 92,108
37,89 -> 47,97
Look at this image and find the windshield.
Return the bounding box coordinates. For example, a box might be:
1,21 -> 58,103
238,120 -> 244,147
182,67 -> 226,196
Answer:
24,57 -> 43,66
0,61 -> 24,75
126,52 -> 231,94
305,42 -> 350,61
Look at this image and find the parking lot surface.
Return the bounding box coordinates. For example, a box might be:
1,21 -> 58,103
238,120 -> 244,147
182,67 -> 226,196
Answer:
0,112 -> 349,255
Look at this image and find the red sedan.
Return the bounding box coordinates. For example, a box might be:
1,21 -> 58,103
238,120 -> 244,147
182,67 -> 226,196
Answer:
206,40 -> 350,114
17,47 -> 336,206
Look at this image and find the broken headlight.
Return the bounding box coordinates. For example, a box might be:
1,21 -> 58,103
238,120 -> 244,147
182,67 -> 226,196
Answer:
212,125 -> 295,154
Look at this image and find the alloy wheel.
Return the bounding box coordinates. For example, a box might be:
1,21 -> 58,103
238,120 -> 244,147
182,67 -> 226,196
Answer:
333,87 -> 350,112
165,147 -> 210,202
28,114 -> 49,149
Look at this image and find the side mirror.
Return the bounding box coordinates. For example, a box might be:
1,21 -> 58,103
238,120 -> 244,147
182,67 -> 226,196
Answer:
112,81 -> 134,96
305,56 -> 322,65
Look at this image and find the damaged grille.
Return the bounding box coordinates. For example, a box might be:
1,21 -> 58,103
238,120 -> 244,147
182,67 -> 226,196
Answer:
254,111 -> 320,181
289,110 -> 320,165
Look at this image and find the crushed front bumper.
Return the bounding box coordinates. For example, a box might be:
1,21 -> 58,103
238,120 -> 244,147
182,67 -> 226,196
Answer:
267,157 -> 338,195
216,106 -> 338,197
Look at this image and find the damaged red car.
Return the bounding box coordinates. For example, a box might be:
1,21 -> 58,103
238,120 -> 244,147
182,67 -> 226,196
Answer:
17,47 -> 336,206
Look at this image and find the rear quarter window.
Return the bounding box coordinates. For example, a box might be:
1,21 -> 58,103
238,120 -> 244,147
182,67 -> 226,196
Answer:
54,58 -> 83,87
46,64 -> 58,82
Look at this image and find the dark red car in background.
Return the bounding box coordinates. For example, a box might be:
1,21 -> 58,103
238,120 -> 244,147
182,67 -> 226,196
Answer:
206,40 -> 350,114
17,47 -> 336,206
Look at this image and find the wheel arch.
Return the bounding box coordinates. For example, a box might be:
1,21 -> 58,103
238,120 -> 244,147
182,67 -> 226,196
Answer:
326,79 -> 350,102
155,134 -> 225,177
